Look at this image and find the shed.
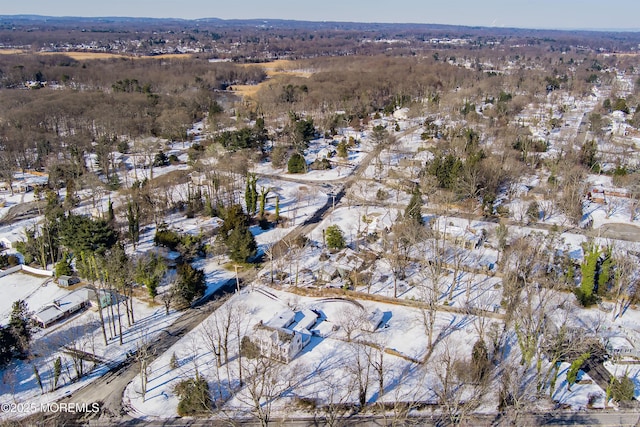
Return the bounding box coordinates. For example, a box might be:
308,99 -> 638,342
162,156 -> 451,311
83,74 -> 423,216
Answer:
364,309 -> 385,332
57,275 -> 80,287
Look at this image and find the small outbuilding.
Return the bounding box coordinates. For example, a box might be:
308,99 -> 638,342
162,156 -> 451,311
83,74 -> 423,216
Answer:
364,308 -> 385,332
57,275 -> 80,287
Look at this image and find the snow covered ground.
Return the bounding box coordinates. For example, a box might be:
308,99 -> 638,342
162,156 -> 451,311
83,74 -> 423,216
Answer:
0,272 -> 52,324
124,285 -> 493,419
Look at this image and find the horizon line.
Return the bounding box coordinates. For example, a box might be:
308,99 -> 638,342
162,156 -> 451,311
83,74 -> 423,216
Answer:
1,14 -> 640,34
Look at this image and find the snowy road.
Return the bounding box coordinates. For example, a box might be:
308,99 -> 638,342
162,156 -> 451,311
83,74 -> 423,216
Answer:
39,280 -> 238,425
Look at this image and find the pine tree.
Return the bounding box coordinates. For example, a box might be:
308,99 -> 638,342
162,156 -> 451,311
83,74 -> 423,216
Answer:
597,246 -> 613,295
107,198 -> 115,224
0,326 -> 16,366
579,243 -> 600,305
53,356 -> 62,390
259,187 -> 270,219
135,254 -> 166,300
9,300 -> 32,357
127,201 -> 140,248
175,263 -> 206,306
325,225 -> 346,251
404,187 -> 424,226
244,173 -> 258,216
55,254 -> 73,278
33,364 -> 43,393
287,152 -> 307,174
227,223 -> 257,263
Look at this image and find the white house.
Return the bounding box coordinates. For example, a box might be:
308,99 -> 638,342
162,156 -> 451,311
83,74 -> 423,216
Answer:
32,288 -> 94,328
250,308 -> 320,363
251,327 -> 304,363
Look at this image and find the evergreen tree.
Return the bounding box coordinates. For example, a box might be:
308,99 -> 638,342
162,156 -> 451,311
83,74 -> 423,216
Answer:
33,364 -> 43,394
53,356 -> 62,390
219,204 -> 257,263
55,254 -> 73,278
337,140 -> 348,159
526,201 -> 540,223
127,201 -> 140,248
580,140 -> 599,171
175,263 -> 206,306
428,154 -> 464,189
287,152 -> 307,174
404,188 -> 424,226
227,223 -> 257,263
153,150 -> 169,167
259,187 -> 270,219
219,204 -> 249,237
135,254 -> 167,300
597,246 -> 613,295
107,198 -> 115,224
59,214 -> 117,256
9,300 -> 32,357
578,243 -> 599,306
325,225 -> 346,251
174,375 -> 212,416
245,173 -> 258,216
0,326 -> 16,366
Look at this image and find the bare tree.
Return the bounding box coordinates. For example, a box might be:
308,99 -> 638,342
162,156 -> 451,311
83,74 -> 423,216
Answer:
161,283 -> 176,316
345,341 -> 372,408
431,342 -> 481,426
313,369 -> 352,427
416,236 -> 447,354
135,329 -> 153,402
201,299 -> 234,368
336,306 -> 367,342
611,250 -> 638,320
364,334 -> 388,400
238,355 -> 296,427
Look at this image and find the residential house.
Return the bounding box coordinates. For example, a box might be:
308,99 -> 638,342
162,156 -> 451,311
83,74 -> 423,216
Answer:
32,287 -> 94,328
249,308 -> 320,363
251,326 -> 304,363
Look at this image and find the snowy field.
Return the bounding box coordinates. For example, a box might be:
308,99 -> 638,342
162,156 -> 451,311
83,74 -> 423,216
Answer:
125,286 -> 493,419
0,272 -> 51,324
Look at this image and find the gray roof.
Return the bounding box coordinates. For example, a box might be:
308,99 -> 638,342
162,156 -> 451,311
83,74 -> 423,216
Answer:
32,287 -> 92,326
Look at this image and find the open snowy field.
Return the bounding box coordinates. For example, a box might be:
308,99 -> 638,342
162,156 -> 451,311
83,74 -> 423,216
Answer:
125,285 -> 495,419
0,272 -> 51,324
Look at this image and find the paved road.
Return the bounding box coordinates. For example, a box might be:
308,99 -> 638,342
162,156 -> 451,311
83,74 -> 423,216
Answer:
23,280 -> 238,426
18,407 -> 640,427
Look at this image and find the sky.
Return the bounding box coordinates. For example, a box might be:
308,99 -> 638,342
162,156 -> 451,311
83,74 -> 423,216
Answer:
1,0 -> 639,31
